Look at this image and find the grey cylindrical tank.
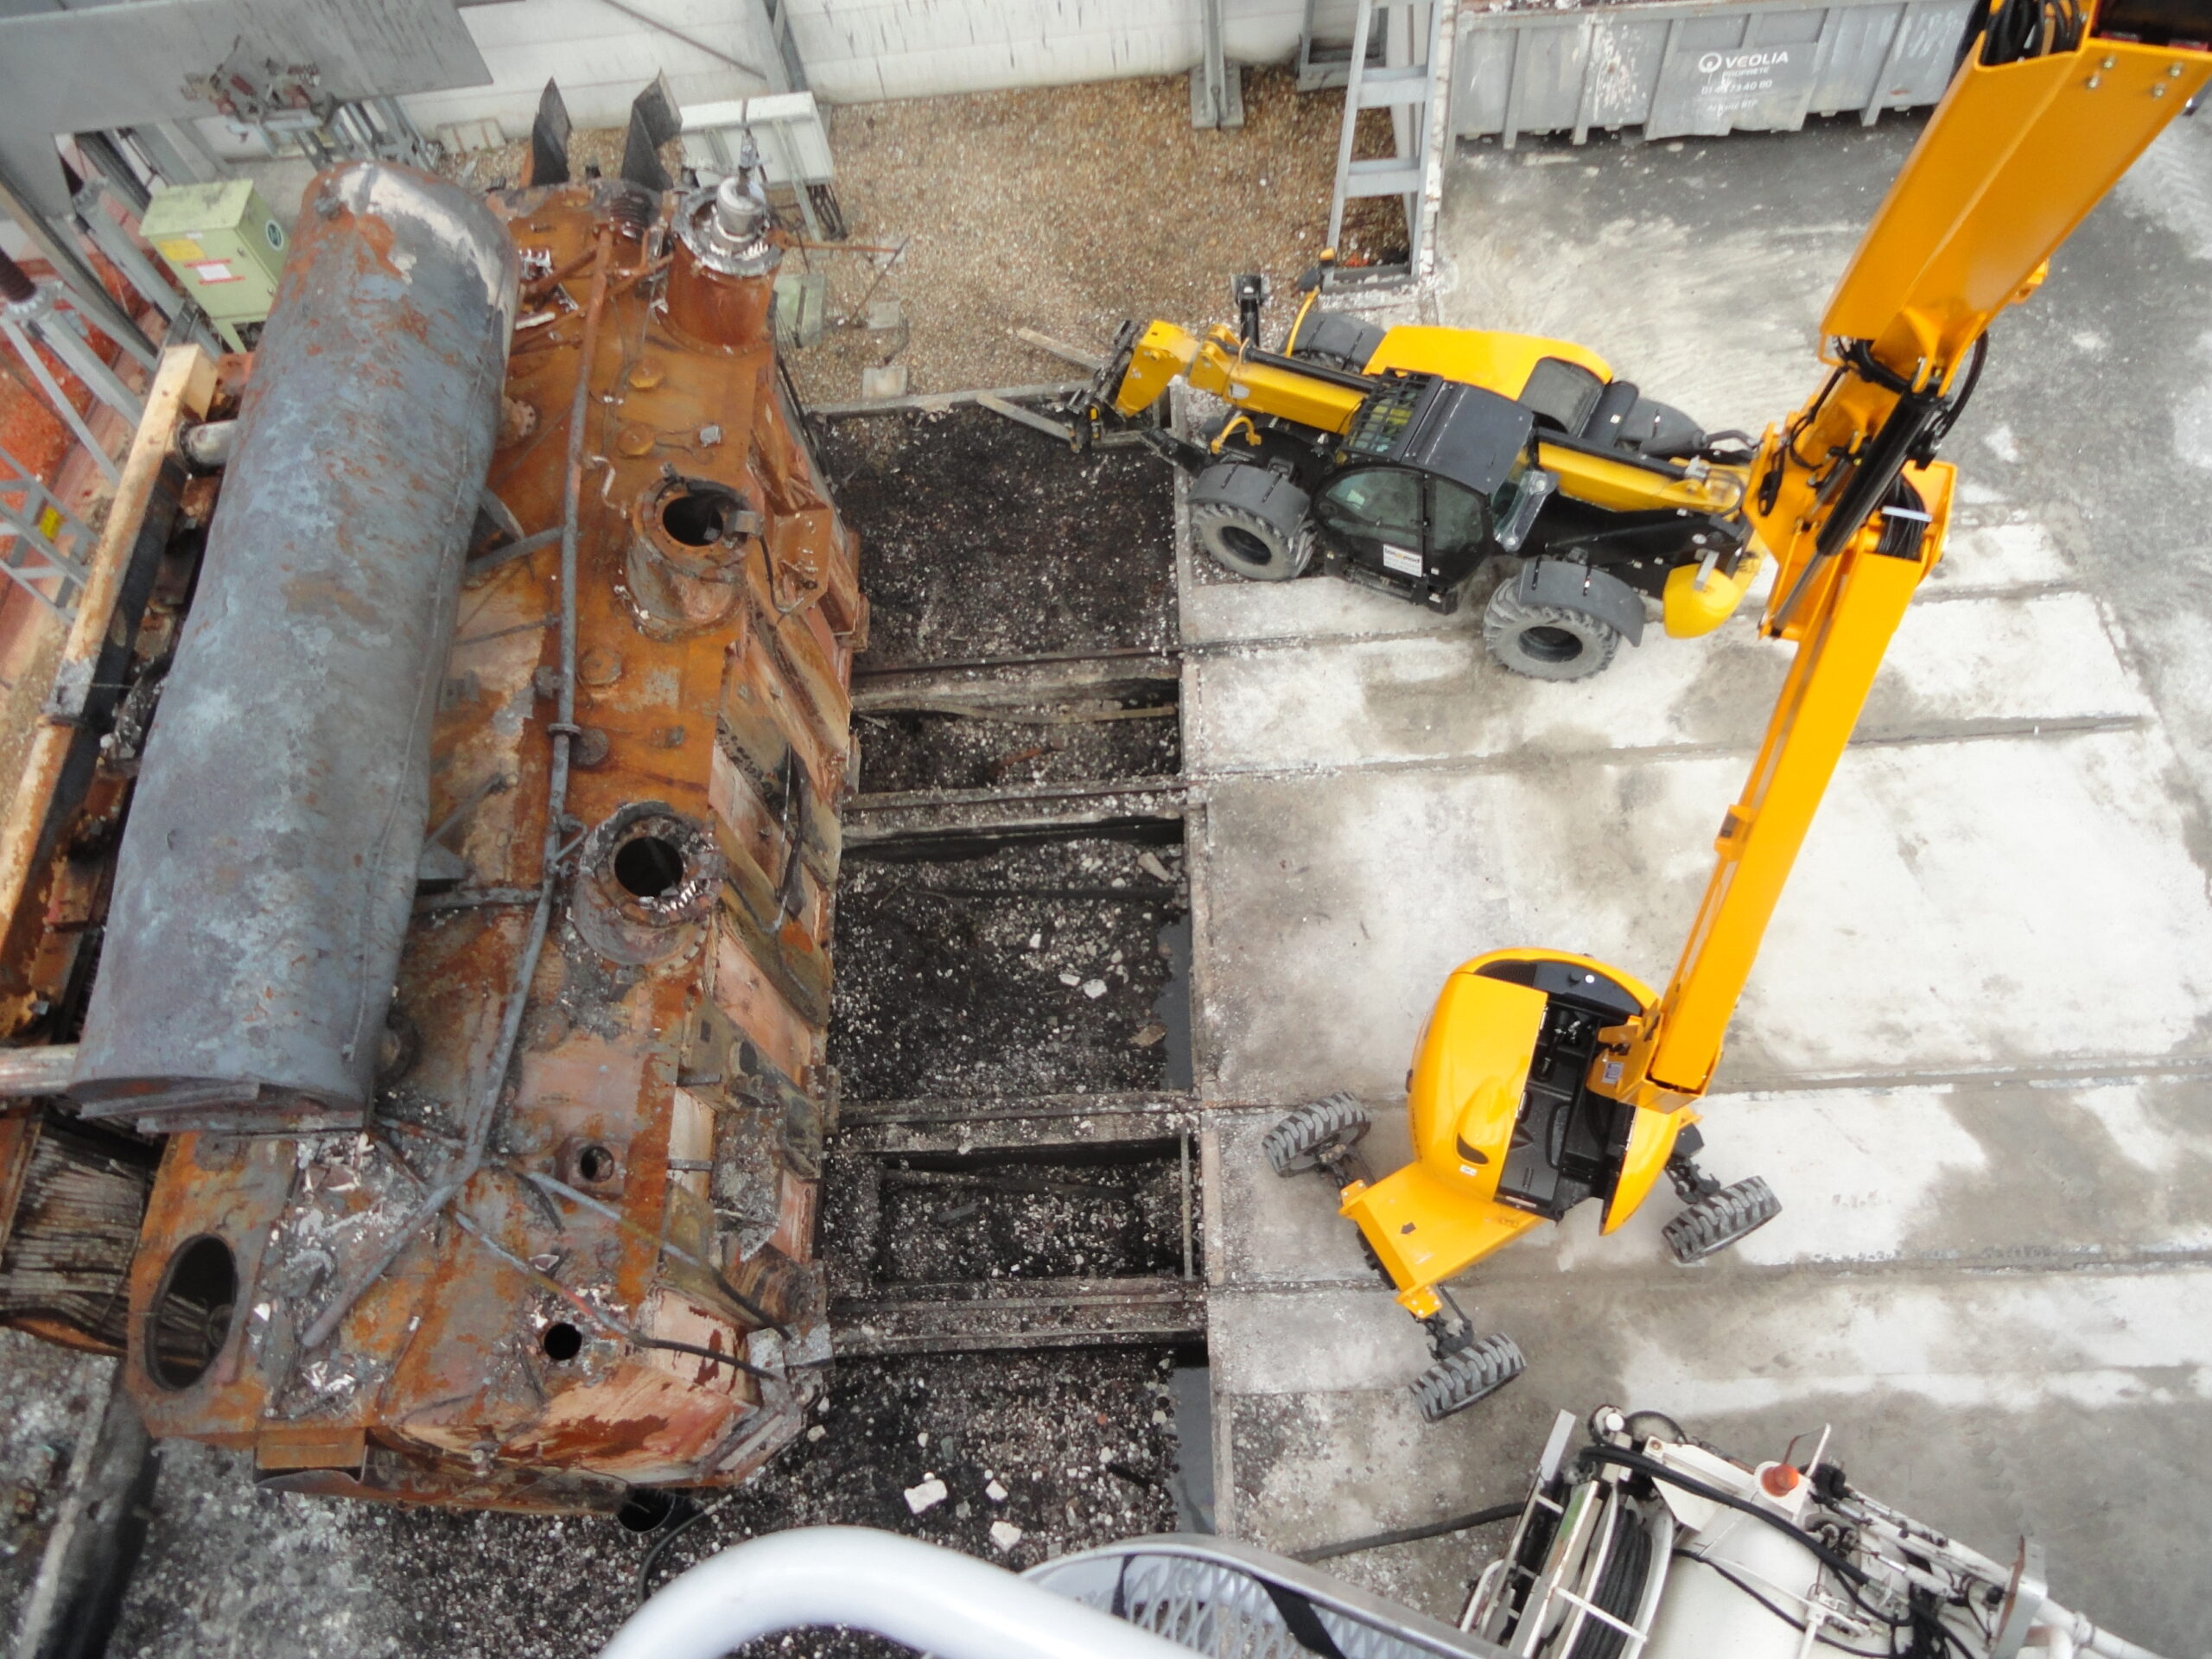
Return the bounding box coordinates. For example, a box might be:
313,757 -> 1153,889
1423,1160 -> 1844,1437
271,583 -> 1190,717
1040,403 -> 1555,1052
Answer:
72,162 -> 517,1132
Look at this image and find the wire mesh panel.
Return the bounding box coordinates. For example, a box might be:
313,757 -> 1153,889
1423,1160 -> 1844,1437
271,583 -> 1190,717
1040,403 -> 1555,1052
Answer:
1027,1537 -> 1511,1659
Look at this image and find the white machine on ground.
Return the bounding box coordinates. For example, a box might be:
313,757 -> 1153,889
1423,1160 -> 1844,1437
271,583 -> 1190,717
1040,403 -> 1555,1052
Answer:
606,1408 -> 2164,1659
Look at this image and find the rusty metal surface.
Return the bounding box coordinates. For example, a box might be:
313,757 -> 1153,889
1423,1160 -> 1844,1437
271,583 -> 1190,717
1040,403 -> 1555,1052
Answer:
72,164 -> 518,1135
81,176 -> 868,1509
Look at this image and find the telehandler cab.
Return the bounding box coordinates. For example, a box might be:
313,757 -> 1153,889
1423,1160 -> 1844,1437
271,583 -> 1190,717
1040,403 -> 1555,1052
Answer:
1225,0 -> 2205,1420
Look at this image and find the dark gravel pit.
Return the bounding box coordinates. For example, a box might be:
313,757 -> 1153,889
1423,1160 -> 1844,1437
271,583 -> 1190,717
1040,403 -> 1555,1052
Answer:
820,406 -> 1175,670
830,832 -> 1188,1103
823,1143 -> 1186,1287
854,690 -> 1179,796
634,1349 -> 1185,1657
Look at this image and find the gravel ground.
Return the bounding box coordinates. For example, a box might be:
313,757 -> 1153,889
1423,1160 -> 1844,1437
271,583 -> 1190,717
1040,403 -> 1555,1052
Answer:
855,702 -> 1179,797
82,1349 -> 1181,1659
820,405 -> 1174,670
830,835 -> 1186,1106
788,68 -> 1407,403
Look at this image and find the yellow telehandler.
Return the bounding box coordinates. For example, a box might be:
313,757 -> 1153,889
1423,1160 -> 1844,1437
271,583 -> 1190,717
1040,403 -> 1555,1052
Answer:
1078,0 -> 2211,1417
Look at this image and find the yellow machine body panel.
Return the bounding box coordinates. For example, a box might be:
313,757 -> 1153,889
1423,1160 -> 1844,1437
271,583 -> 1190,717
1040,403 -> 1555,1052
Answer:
1825,39 -> 2212,372
1341,1167 -> 1546,1320
1662,556 -> 1764,638
1404,964 -> 1548,1198
1363,326 -> 1614,400
1110,320 -> 1201,415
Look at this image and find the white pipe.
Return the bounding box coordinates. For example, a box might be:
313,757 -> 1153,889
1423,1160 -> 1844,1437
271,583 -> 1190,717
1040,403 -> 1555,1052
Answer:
601,1526 -> 1200,1659
2039,1603 -> 2167,1659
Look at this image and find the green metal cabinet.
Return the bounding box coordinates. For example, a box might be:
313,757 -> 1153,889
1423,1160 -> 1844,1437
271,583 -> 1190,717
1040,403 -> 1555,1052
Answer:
140,181 -> 289,351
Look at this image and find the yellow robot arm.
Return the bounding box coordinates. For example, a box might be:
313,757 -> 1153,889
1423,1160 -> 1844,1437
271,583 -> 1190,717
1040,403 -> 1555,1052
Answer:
1611,0 -> 2212,1111
1106,320 -> 1369,433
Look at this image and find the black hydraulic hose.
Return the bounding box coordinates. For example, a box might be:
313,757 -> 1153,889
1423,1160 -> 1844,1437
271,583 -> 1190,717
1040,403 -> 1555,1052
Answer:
1292,1501 -> 1525,1563
1811,391 -> 1943,563
1915,334 -> 1988,461
1579,1445 -> 1882,1595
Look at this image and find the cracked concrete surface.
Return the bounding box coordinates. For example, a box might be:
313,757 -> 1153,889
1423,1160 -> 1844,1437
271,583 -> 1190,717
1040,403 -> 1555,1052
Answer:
1192,111 -> 2212,1654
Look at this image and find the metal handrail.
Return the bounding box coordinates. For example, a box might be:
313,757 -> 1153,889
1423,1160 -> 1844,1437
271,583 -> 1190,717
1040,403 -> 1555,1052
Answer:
601,1527 -> 1198,1659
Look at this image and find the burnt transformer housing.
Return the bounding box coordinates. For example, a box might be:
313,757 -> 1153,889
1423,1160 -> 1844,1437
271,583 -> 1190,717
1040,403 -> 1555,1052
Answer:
0,160 -> 866,1511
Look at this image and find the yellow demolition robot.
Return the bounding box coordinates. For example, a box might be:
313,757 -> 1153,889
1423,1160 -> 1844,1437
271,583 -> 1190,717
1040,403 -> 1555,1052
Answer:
1236,0 -> 2212,1419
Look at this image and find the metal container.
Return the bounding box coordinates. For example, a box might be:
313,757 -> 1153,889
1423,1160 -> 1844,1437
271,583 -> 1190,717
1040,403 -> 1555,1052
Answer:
72,162 -> 516,1133
1452,0 -> 1978,147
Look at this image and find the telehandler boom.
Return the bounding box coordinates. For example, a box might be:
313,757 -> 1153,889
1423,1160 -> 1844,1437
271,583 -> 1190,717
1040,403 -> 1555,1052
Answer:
1238,0 -> 2211,1420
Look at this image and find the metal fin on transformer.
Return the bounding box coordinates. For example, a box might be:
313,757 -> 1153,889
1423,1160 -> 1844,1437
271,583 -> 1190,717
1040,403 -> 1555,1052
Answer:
622,73 -> 683,194
526,79 -> 571,188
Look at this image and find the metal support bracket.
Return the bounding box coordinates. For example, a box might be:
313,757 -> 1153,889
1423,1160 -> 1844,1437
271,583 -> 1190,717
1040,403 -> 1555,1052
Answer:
1192,0 -> 1246,128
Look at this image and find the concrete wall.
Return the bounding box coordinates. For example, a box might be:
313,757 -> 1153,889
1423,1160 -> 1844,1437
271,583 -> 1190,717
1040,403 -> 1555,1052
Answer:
287,0 -> 1349,154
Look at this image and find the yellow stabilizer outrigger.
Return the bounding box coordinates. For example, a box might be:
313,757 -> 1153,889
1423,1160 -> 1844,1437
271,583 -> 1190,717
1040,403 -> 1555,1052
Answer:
1265,0 -> 2212,1421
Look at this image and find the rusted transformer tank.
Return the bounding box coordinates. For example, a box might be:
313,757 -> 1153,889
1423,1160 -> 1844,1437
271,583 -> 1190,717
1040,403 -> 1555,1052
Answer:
0,165 -> 866,1511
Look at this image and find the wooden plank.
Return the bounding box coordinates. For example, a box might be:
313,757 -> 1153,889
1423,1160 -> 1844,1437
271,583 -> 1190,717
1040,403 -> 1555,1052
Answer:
832,1281 -> 1205,1357
1013,327 -> 1105,371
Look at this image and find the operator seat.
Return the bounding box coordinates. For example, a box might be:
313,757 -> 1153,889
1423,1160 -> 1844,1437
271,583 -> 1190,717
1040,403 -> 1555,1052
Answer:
1583,378 -> 1707,460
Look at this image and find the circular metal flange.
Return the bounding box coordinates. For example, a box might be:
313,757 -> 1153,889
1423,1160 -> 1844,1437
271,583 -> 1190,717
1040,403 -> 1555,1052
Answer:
621,474 -> 761,638
569,801 -> 723,966
674,177 -> 781,279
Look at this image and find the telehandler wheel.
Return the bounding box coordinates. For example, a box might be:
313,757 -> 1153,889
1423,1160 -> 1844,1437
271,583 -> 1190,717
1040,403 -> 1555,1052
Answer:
1263,1092 -> 1369,1176
1483,582 -> 1622,682
1663,1175 -> 1781,1264
1411,1332 -> 1526,1422
1192,501 -> 1313,582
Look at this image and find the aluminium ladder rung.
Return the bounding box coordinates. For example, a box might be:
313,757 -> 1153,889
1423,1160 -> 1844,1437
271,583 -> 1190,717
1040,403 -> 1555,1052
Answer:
1353,66 -> 1434,106
1344,160 -> 1426,196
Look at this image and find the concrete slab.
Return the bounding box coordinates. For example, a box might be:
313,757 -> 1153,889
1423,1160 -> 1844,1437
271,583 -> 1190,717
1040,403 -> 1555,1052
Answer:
1188,588 -> 2144,777
1210,1076 -> 2212,1291
1197,724 -> 2212,1103
1192,110 -> 2212,1651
